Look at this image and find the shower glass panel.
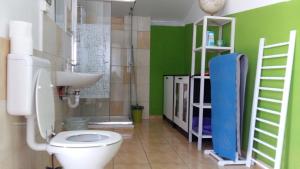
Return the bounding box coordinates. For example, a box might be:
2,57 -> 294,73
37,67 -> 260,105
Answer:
74,0 -> 133,126
75,0 -> 111,122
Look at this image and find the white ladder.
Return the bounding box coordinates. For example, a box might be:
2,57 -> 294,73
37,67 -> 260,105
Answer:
246,30 -> 297,169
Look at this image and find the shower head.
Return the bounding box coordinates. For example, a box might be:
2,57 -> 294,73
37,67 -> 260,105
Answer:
128,0 -> 136,15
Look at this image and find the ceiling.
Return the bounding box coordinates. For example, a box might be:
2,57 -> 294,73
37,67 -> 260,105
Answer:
111,0 -> 195,22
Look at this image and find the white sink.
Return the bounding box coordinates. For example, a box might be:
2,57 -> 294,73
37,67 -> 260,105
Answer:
56,71 -> 102,89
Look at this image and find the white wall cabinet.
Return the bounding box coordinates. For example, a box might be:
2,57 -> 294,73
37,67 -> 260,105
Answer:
173,76 -> 190,132
163,76 -> 174,121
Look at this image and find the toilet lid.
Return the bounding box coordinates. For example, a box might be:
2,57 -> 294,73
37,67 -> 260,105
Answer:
50,130 -> 122,148
35,69 -> 55,139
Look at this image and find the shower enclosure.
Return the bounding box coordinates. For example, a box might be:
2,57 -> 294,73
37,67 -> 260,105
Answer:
72,0 -> 136,127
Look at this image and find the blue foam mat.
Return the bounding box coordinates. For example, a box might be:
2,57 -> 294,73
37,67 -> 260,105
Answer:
209,53 -> 248,160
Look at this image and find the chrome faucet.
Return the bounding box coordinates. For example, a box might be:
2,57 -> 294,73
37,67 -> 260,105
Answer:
65,59 -> 79,72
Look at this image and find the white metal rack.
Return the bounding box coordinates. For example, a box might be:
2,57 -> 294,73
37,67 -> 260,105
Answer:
188,16 -> 249,167
246,30 -> 296,169
188,16 -> 236,151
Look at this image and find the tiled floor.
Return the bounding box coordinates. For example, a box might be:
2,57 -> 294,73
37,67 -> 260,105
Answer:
103,118 -> 255,169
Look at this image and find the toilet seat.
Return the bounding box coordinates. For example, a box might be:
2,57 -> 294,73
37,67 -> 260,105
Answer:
50,130 -> 122,148
35,69 -> 55,139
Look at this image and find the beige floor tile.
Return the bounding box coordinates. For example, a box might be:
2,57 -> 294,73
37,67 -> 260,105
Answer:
177,151 -> 218,167
151,163 -> 189,169
147,152 -> 184,164
114,151 -> 149,164
188,162 -> 219,169
92,119 -> 253,169
122,137 -> 141,144
141,138 -> 169,144
114,164 -> 151,169
172,143 -> 199,154
142,143 -> 175,153
139,132 -> 166,138
167,137 -> 189,145
119,142 -> 144,153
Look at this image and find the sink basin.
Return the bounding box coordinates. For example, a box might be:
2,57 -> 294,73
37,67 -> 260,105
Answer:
56,71 -> 102,89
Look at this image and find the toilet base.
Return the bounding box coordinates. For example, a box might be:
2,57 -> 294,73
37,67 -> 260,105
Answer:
47,141 -> 122,169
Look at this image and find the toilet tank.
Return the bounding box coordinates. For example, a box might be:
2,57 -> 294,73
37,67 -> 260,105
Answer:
7,54 -> 51,116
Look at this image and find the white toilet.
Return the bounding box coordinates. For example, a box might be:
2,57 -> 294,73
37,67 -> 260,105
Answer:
7,54 -> 122,169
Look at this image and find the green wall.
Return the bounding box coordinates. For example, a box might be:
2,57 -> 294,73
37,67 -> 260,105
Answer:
183,24 -> 194,74
229,1 -> 300,168
150,1 -> 300,168
149,24 -> 226,116
150,26 -> 188,115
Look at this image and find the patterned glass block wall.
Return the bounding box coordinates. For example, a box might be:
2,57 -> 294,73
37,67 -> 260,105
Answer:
76,1 -> 111,99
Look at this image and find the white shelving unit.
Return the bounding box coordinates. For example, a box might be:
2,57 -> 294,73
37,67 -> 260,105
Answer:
188,16 -> 236,151
189,16 -> 248,166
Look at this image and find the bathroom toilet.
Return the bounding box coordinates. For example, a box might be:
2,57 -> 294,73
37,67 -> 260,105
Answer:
48,131 -> 122,169
7,55 -> 122,169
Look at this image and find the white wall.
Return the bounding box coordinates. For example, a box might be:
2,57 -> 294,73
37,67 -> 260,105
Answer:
0,0 -> 43,50
151,20 -> 185,27
184,0 -> 289,24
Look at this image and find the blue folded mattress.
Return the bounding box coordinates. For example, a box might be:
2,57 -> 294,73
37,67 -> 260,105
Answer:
192,117 -> 211,135
209,53 -> 248,160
